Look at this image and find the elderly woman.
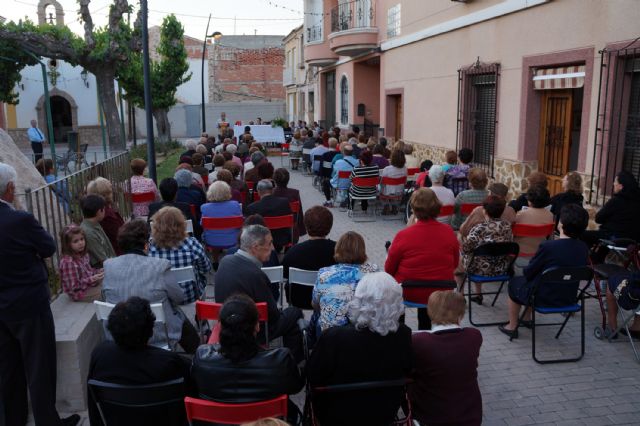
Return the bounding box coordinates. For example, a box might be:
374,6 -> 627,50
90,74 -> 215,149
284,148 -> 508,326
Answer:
223,161 -> 248,194
272,168 -> 306,242
371,144 -> 389,169
214,168 -> 242,203
349,150 -> 380,213
381,149 -> 408,215
514,185 -> 553,262
509,171 -> 548,212
582,171 -> 640,262
550,171 -> 583,223
196,143 -> 211,164
130,158 -> 159,217
386,188 -> 459,330
179,139 -> 198,161
174,169 -> 206,215
410,291 -> 482,426
289,131 -> 304,170
102,220 -> 200,353
87,176 -> 125,254
452,168 -> 490,229
148,207 -> 212,300
499,204 -> 590,338
462,195 -> 514,305
192,294 -> 304,424
427,165 -> 455,225
190,153 -> 209,183
200,181 -> 242,250
88,297 -> 190,426
313,231 -> 377,332
307,272 -> 412,426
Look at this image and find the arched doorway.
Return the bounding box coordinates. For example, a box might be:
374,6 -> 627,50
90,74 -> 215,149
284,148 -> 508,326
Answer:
50,95 -> 73,143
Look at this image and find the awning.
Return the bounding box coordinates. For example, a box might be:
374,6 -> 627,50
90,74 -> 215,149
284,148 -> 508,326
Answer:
533,65 -> 585,90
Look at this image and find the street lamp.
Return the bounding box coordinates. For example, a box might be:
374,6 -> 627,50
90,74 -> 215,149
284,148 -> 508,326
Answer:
201,13 -> 222,134
140,0 -> 156,182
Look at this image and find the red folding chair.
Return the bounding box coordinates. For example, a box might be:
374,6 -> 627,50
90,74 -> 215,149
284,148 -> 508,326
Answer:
195,301 -> 269,345
263,214 -> 295,249
379,176 -> 407,203
337,170 -> 351,179
201,216 -> 244,251
512,223 -> 555,257
460,203 -> 482,216
202,174 -> 209,186
437,204 -> 454,217
348,176 -> 380,221
184,395 -> 287,425
190,204 -> 197,219
289,201 -> 301,228
407,167 -> 420,180
131,191 -> 156,203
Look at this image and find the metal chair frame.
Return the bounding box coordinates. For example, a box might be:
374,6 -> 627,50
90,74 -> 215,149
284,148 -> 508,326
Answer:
184,395 -> 287,425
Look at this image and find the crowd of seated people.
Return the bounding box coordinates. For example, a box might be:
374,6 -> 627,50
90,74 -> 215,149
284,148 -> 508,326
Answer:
9,121 -> 640,426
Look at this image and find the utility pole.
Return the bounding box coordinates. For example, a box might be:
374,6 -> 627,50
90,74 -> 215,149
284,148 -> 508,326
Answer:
140,0 -> 156,182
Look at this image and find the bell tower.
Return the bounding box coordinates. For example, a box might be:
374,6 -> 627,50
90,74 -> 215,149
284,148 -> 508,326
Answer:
37,0 -> 65,27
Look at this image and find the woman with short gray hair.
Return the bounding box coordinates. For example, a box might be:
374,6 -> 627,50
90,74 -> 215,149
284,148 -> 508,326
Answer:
201,181 -> 242,250
307,271 -> 412,425
427,165 -> 455,224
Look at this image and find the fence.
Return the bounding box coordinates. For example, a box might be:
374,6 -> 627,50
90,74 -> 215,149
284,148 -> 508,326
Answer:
24,151 -> 132,295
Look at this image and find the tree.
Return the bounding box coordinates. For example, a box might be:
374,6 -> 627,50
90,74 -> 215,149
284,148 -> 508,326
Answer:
0,41 -> 37,104
118,14 -> 191,142
0,0 -> 140,150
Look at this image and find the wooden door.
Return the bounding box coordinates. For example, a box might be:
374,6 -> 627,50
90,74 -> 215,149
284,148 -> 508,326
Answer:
539,90 -> 573,195
325,72 -> 336,127
394,95 -> 402,141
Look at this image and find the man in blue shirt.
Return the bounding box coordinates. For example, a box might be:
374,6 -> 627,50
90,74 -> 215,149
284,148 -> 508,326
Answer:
27,119 -> 46,164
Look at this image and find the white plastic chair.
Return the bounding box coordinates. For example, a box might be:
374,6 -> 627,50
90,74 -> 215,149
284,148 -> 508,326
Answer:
262,266 -> 285,308
288,267 -> 318,310
186,219 -> 194,234
204,163 -> 213,171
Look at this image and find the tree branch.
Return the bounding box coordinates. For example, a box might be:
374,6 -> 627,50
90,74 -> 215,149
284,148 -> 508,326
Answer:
109,0 -> 130,36
0,29 -> 82,63
78,0 -> 95,48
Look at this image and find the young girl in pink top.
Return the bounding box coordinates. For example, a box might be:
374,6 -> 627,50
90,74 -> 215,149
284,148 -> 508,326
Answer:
59,224 -> 104,302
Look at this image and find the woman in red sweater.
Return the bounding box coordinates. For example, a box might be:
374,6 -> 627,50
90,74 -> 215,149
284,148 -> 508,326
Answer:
385,188 -> 459,329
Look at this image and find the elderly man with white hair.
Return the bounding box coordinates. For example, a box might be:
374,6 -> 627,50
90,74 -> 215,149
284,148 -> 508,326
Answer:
245,179 -> 292,252
0,163 -> 81,425
307,271 -> 412,425
215,224 -> 304,361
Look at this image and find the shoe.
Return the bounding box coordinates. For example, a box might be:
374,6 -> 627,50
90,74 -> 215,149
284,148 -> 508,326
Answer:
498,324 -> 518,339
61,414 -> 81,426
323,201 -> 334,208
470,295 -> 483,305
520,319 -> 533,329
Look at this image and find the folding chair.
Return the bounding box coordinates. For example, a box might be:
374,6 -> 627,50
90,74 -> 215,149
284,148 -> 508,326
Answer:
170,266 -> 202,300
204,163 -> 213,172
186,219 -> 194,235
401,280 -> 457,310
459,202 -> 482,216
333,170 -> 351,208
348,176 -> 379,222
312,155 -> 325,188
184,395 -> 287,425
280,142 -> 291,168
446,176 -> 469,196
287,267 -> 318,310
201,216 -> 244,250
378,175 -> 407,220
263,214 -> 295,250
195,301 -> 269,345
262,265 -> 286,308
94,301 -> 171,350
289,200 -> 301,232
462,242 -> 520,327
512,223 -> 555,257
202,174 -> 209,186
438,204 -> 454,219
406,167 -> 420,182
306,379 -> 412,426
88,378 -> 186,426
131,191 -> 157,204
514,266 -> 594,364
302,148 -> 313,175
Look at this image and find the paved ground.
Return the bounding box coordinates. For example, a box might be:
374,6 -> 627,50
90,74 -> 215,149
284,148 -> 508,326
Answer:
42,155 -> 640,425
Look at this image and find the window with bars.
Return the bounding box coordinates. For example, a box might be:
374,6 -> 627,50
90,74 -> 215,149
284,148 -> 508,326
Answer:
590,48 -> 640,205
387,4 -> 401,38
456,63 -> 500,177
340,76 -> 349,125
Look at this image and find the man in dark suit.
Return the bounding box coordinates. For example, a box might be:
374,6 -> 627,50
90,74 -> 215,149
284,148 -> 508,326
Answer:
147,177 -> 200,238
245,179 -> 292,252
0,163 -> 80,426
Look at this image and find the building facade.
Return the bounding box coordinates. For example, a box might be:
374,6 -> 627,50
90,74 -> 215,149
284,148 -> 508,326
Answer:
283,25 -> 318,124
303,0 -> 640,205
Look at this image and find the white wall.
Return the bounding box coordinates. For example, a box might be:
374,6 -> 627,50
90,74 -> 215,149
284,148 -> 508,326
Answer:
15,61 -> 100,128
175,58 -> 208,105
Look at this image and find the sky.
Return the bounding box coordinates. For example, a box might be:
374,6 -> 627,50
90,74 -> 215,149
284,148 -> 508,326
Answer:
4,0 -> 304,40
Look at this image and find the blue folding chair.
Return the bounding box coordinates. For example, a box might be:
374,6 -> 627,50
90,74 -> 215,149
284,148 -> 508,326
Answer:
461,242 -> 519,327
514,266 -> 594,364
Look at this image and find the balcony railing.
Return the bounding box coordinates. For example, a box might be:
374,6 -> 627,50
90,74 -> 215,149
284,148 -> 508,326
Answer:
307,24 -> 323,43
331,0 -> 375,33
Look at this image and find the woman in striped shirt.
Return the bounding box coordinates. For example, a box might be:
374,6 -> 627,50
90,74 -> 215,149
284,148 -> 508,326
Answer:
349,150 -> 380,212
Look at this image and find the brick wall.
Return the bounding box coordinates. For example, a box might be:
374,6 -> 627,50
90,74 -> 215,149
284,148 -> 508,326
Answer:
210,46 -> 285,102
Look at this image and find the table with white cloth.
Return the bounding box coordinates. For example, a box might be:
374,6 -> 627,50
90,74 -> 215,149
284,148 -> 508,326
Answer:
234,125 -> 285,144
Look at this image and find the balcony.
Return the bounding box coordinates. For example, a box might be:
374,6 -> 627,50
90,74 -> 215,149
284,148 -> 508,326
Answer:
328,0 -> 378,57
304,23 -> 338,66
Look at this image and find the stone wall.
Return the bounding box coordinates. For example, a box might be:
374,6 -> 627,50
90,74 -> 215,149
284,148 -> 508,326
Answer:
8,126 -> 106,151
403,140 -> 449,164
493,158 -> 538,200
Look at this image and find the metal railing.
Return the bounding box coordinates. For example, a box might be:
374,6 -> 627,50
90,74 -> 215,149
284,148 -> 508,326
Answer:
307,24 -> 323,43
331,0 -> 375,33
23,151 -> 132,295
